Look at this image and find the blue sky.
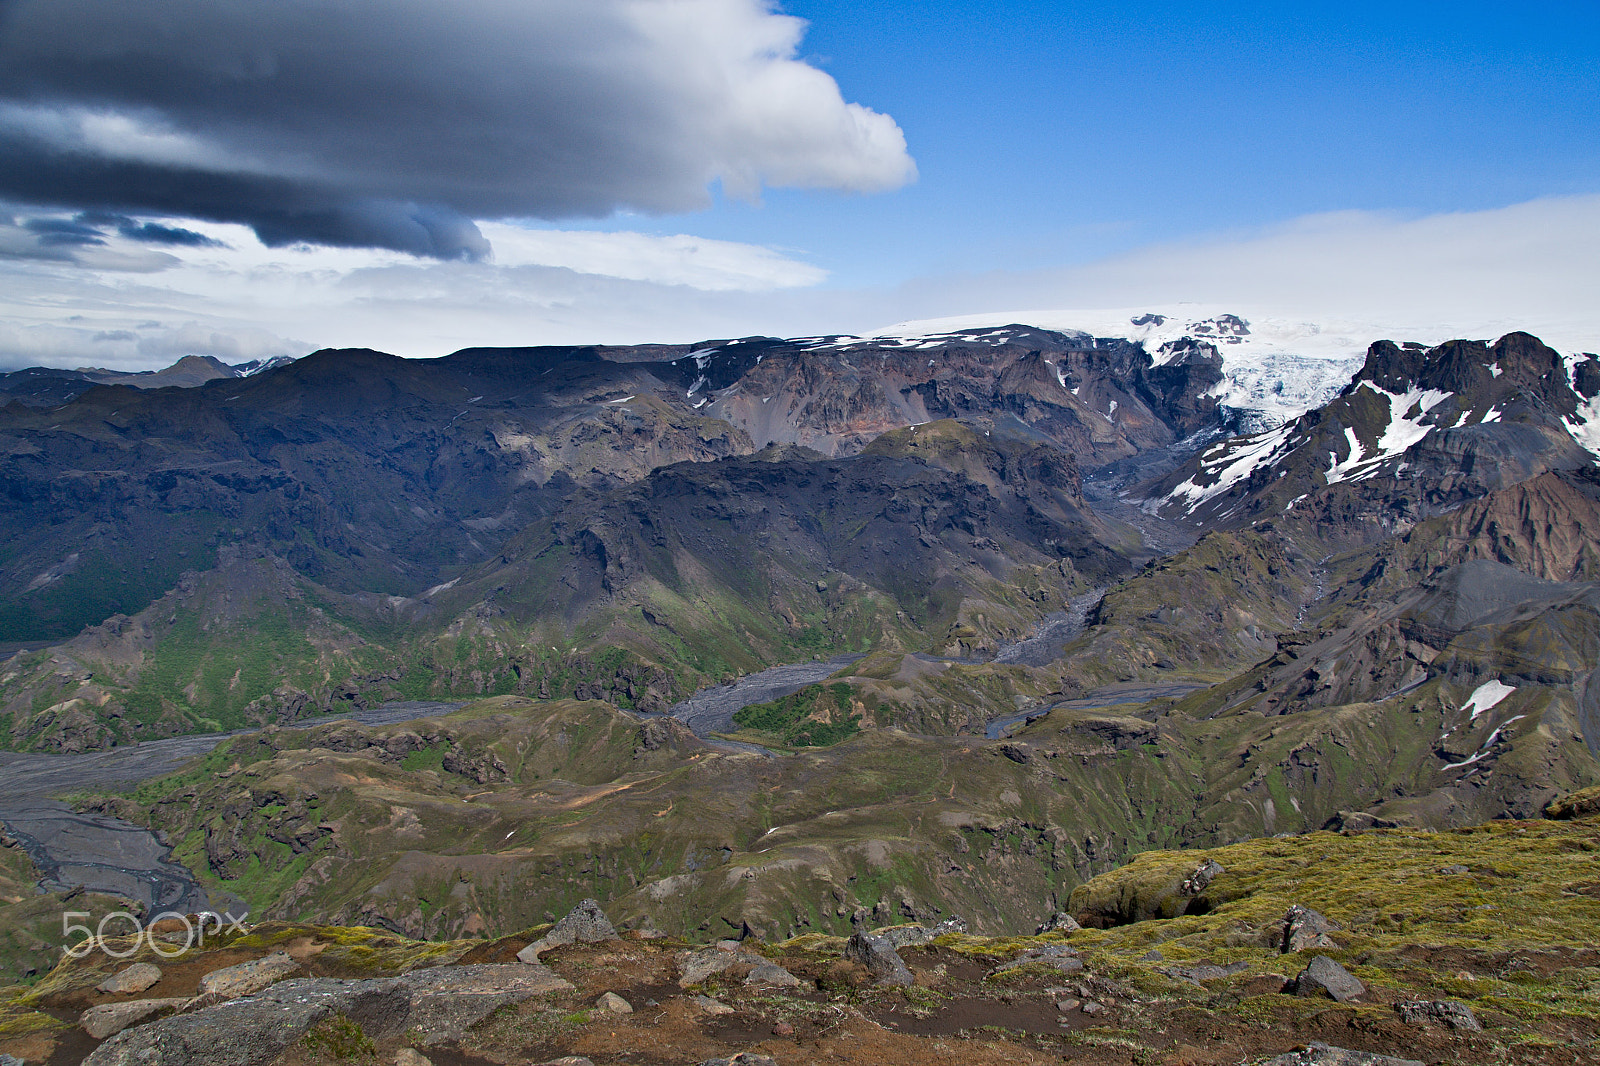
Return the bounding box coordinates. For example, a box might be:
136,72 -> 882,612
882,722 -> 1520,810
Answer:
653,0 -> 1600,287
1,0 -> 1598,365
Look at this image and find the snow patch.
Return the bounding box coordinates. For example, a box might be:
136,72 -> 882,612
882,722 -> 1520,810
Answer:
1561,351 -> 1600,455
1463,679 -> 1516,720
1325,385 -> 1452,484
1443,715 -> 1526,770
1165,422 -> 1297,513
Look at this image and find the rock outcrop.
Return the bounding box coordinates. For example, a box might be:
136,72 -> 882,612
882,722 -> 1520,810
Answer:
516,899 -> 618,961
842,932 -> 914,987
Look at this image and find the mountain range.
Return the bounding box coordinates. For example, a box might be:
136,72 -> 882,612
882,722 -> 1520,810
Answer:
1,310 -> 1598,957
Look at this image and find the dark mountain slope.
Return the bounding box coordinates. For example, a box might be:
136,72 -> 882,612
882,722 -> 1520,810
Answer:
0,347 -> 749,642
408,421 -> 1132,709
0,421 -> 1133,748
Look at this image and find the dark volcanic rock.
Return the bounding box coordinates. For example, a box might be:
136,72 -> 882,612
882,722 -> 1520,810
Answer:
1280,904 -> 1340,953
1396,998 -> 1482,1031
1291,955 -> 1365,1002
843,932 -> 914,987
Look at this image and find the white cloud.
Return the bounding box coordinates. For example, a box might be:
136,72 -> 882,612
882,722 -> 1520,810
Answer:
481,224 -> 827,290
3,194 -> 1600,372
891,195 -> 1600,352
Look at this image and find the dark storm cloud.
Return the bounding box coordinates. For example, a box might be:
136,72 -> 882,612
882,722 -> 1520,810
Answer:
24,215 -> 104,246
0,0 -> 913,259
78,212 -> 224,247
0,211 -> 177,269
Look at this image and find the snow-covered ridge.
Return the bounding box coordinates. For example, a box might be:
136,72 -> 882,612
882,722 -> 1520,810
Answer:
863,306 -> 1401,430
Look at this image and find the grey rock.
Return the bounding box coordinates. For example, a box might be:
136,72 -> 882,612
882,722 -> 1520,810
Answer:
678,947 -> 739,987
1281,905 -> 1340,953
991,943 -> 1083,977
930,915 -> 968,936
873,924 -> 931,949
394,1050 -> 433,1066
0,1055 -> 24,1066
843,932 -> 914,987
595,991 -> 633,1014
97,962 -> 162,995
83,977 -> 413,1066
195,952 -> 299,999
1396,999 -> 1481,1031
699,1055 -> 779,1066
395,963 -> 573,1040
1054,997 -> 1081,1011
1081,1000 -> 1106,1016
1252,1043 -> 1423,1066
1036,912 -> 1082,935
80,998 -> 186,1039
516,898 -> 618,961
676,945 -> 781,988
83,964 -> 573,1066
1292,956 -> 1365,1002
690,994 -> 734,1015
1439,864 -> 1469,875
744,960 -> 804,988
1161,961 -> 1248,985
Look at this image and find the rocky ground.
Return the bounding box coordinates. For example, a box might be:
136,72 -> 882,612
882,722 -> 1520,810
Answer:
2,791 -> 1596,1066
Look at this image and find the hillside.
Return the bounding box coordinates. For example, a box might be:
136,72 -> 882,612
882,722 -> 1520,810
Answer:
4,799 -> 1597,1066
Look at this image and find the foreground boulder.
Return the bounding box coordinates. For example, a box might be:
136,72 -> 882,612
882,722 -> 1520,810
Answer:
1543,785 -> 1600,820
1291,956 -> 1365,1002
516,899 -> 619,961
196,952 -> 299,999
676,945 -> 802,989
990,944 -> 1083,977
82,964 -> 572,1066
80,999 -> 185,1040
1161,961 -> 1248,985
843,932 -> 914,987
1067,855 -> 1227,926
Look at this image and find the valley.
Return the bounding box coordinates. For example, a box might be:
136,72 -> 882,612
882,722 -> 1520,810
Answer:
1,313 -> 1598,1065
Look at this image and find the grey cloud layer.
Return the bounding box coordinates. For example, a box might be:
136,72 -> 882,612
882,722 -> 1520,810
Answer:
0,0 -> 914,258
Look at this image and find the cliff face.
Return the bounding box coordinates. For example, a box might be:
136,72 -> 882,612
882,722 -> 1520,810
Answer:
644,327 -> 1224,461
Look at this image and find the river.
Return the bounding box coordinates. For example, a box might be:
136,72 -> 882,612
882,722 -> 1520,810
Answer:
0,701 -> 463,915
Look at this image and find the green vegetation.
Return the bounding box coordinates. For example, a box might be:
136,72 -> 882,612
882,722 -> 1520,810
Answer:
299,1015 -> 376,1061
733,681 -> 865,746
